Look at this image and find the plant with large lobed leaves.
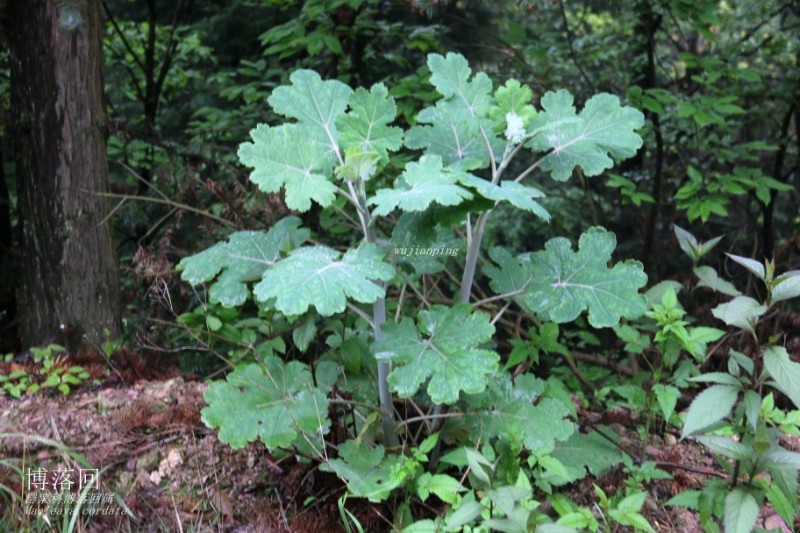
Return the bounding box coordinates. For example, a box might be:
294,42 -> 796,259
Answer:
179,52 -> 648,530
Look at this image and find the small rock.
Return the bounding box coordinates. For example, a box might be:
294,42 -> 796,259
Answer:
115,470 -> 134,493
157,448 -> 183,477
763,512 -> 791,533
136,449 -> 161,472
136,469 -> 155,489
142,378 -> 183,401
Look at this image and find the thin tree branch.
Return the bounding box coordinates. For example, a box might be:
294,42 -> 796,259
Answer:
557,0 -> 596,92
101,1 -> 147,73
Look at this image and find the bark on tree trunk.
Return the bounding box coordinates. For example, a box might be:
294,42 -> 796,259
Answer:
9,0 -> 120,350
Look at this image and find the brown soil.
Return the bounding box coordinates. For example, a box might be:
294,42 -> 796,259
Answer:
1,364 -> 797,532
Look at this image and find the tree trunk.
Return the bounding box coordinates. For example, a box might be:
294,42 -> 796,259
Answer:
9,0 -> 120,350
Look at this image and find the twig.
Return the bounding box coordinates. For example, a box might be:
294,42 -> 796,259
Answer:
572,350 -> 635,377
395,412 -> 465,429
473,288 -> 528,307
346,302 -> 374,328
557,0 -> 596,92
654,461 -> 729,480
90,190 -> 235,228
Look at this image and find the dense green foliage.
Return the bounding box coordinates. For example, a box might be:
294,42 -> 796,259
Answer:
1,0 -> 799,531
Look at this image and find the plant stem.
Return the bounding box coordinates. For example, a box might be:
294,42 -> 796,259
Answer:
361,196 -> 398,447
373,297 -> 398,446
458,211 -> 490,303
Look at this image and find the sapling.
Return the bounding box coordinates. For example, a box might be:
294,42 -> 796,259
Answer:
178,52 -> 649,511
673,226 -> 800,533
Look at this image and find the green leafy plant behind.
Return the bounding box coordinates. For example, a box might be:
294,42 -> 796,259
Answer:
0,344 -> 92,397
178,52 -> 647,522
673,226 -> 800,533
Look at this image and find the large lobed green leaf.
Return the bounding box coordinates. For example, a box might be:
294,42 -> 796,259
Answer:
267,68 -> 352,155
489,79 -> 537,133
405,102 -> 500,170
238,69 -> 354,211
177,217 -> 309,307
373,304 -> 500,404
254,243 -> 395,317
427,52 -> 493,118
406,53 -> 503,170
336,83 -> 403,161
202,358 -> 329,449
550,428 -> 623,484
463,373 -> 573,451
485,227 -> 647,328
323,440 -> 411,502
458,174 -> 550,221
528,90 -> 644,182
369,155 -> 473,216
238,124 -> 337,211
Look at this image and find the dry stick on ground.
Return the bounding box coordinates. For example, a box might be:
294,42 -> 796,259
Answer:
572,350 -> 635,377
590,424 -> 729,480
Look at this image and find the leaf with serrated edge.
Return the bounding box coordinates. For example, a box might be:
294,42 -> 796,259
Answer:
201,359 -> 329,449
617,492 -> 647,513
427,52 -> 493,117
485,227 -> 647,328
369,155 -> 473,216
688,372 -> 742,387
416,473 -> 462,504
254,244 -> 394,316
762,449 -> 800,471
763,346 -> 800,409
550,427 -> 623,483
711,296 -> 767,335
673,225 -> 699,259
528,90 -> 644,182
335,148 -> 380,182
772,273 -> 800,302
267,69 -> 352,158
405,53 -> 503,169
372,304 -> 499,404
489,79 -> 537,132
447,501 -> 485,530
724,488 -> 759,533
459,174 -> 550,221
694,266 -> 742,296
653,384 -> 680,422
743,390 -> 760,431
323,440 -> 408,502
696,436 -> 751,460
726,253 -> 766,280
681,384 -> 739,438
463,373 -> 572,450
238,124 -> 337,211
178,217 -> 309,307
336,83 -> 403,161
405,103 -> 499,170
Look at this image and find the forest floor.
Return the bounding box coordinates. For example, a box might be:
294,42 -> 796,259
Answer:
0,354 -> 797,533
